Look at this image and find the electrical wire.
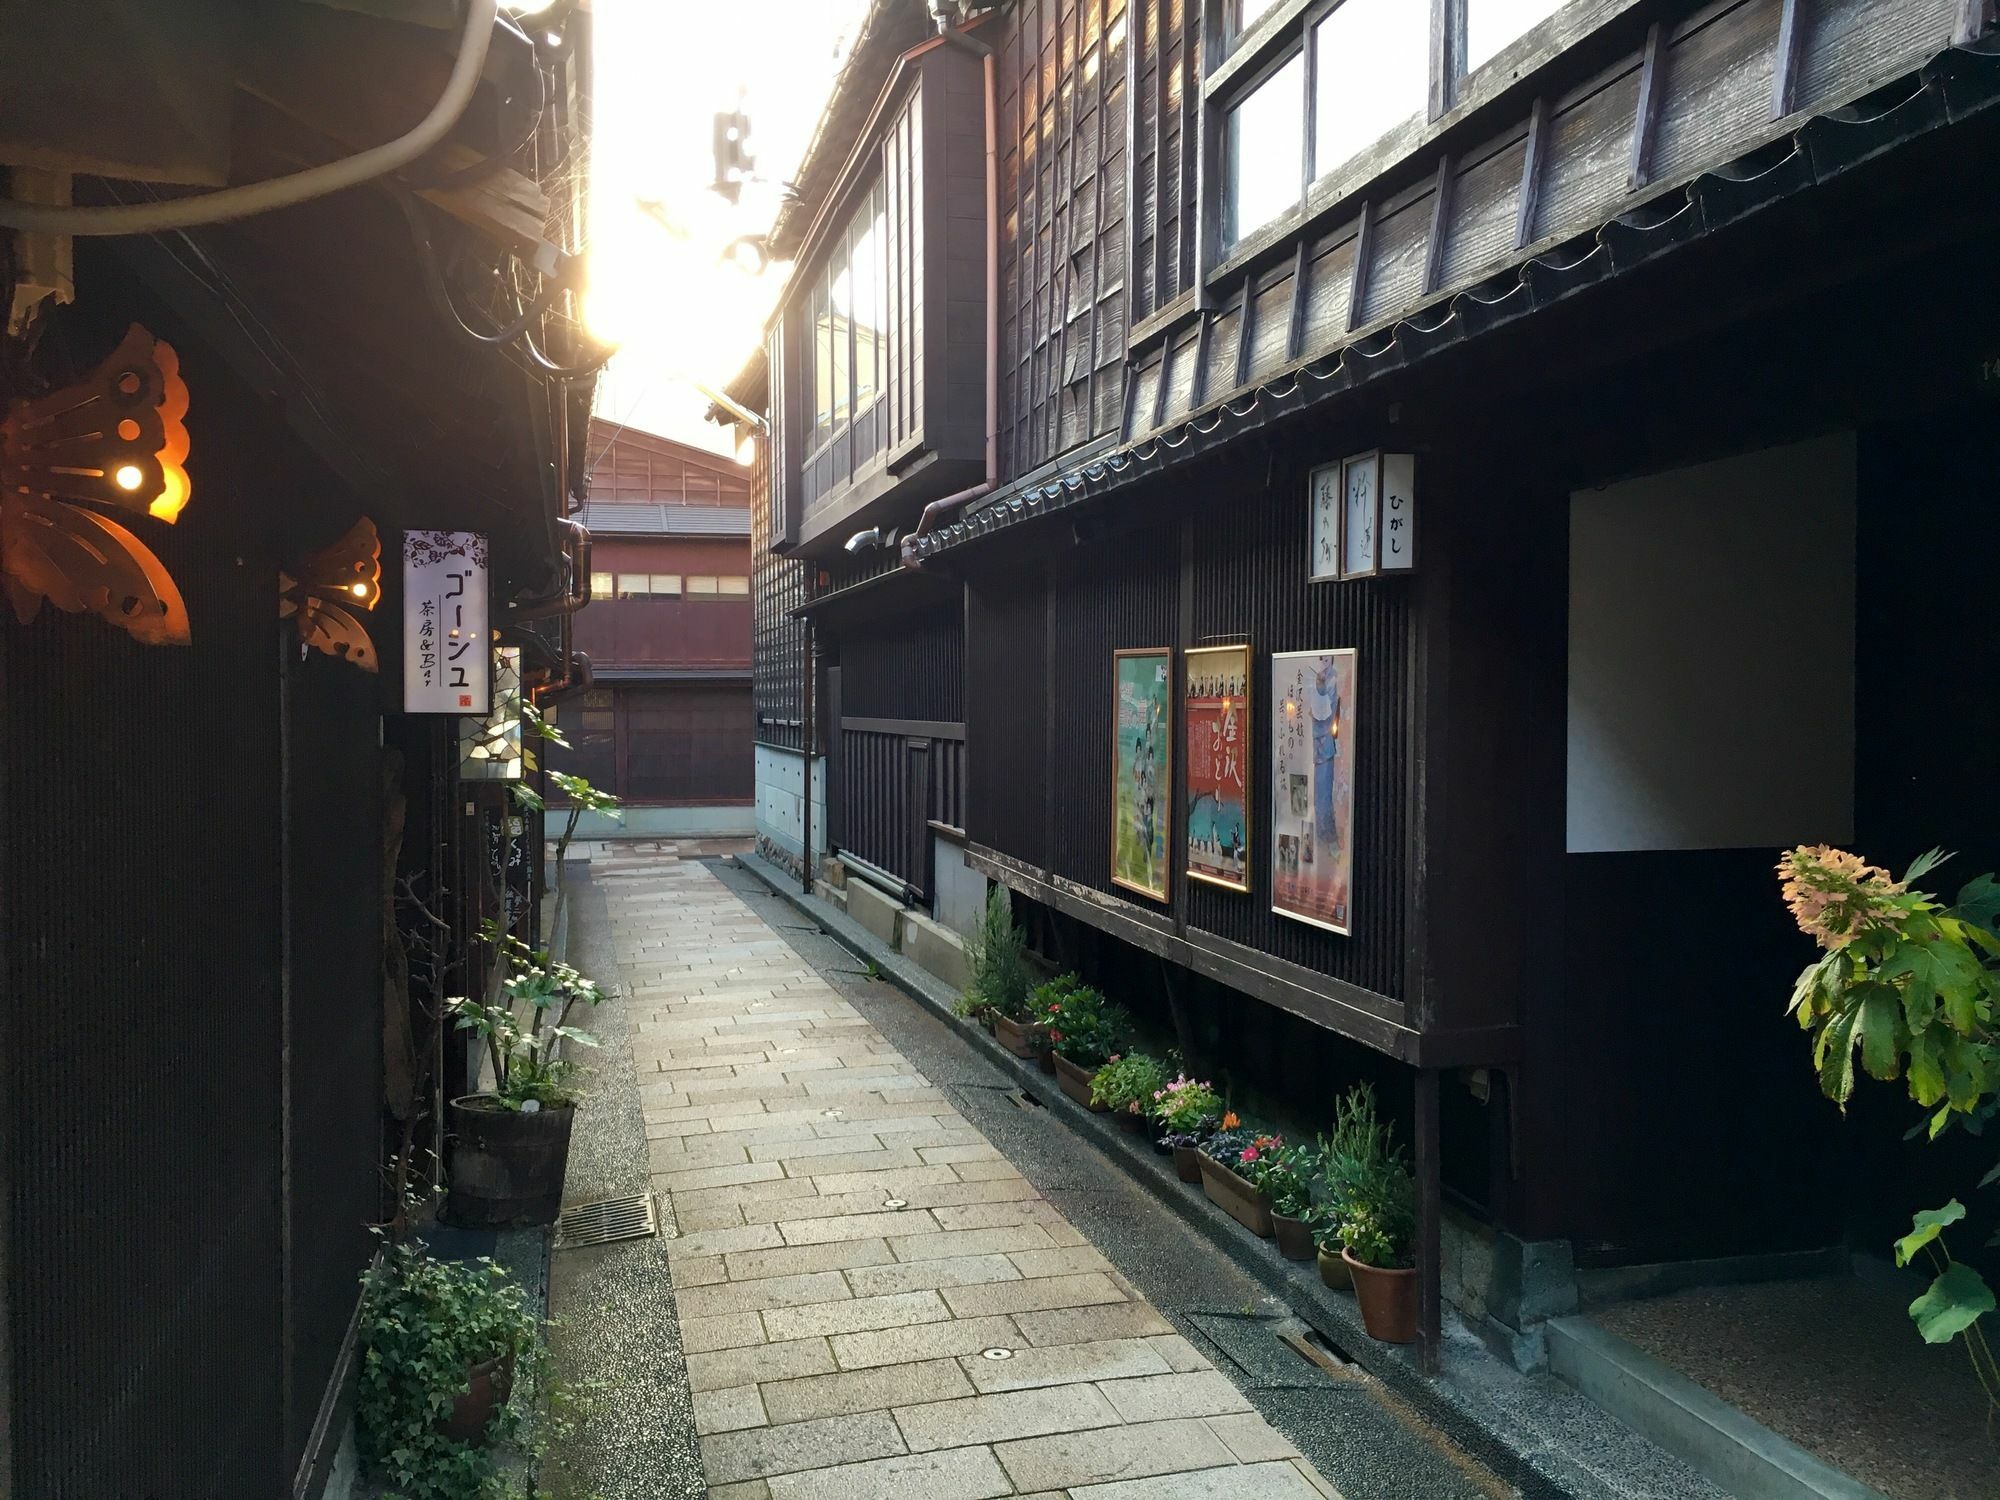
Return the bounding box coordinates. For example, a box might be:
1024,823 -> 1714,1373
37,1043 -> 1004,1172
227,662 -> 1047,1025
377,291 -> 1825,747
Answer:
401,10 -> 549,194
0,0 -> 500,236
397,192 -> 563,345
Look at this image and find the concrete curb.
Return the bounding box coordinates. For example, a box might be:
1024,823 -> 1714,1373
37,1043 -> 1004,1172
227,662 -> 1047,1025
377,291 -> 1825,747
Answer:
731,850 -> 1726,1500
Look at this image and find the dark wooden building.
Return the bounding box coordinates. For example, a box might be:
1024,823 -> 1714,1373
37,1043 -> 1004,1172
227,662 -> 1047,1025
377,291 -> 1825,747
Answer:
731,0 -> 2000,1483
551,420 -> 754,832
0,3 -> 596,1494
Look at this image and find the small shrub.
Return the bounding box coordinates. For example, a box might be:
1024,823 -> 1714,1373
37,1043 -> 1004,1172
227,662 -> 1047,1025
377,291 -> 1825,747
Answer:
964,885 -> 1034,1020
1151,1076 -> 1222,1143
1090,1052 -> 1170,1114
1036,975 -> 1131,1068
1341,1159 -> 1417,1270
355,1242 -> 542,1500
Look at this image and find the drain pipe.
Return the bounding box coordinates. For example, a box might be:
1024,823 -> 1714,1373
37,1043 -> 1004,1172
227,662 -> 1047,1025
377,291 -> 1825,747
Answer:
902,27 -> 998,566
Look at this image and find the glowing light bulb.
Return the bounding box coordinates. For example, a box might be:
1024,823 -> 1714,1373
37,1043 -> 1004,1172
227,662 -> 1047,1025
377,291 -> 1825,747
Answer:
350,583 -> 370,598
114,464 -> 144,491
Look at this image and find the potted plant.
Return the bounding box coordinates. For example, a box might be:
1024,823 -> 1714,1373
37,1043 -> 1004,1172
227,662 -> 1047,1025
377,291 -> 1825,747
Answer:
964,886 -> 1039,1056
1341,1158 -> 1419,1342
1315,1226 -> 1352,1291
1091,1051 -> 1169,1133
1152,1076 -> 1222,1181
1316,1084 -> 1390,1290
1263,1143 -> 1323,1261
1039,976 -> 1130,1108
356,1240 -> 542,1498
1198,1122 -> 1280,1237
445,930 -> 606,1228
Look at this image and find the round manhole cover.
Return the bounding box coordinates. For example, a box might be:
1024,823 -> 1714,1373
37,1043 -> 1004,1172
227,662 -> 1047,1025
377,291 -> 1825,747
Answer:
980,1348 -> 1014,1361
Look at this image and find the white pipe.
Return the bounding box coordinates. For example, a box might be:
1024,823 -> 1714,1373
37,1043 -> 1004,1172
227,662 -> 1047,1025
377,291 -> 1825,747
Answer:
0,0 -> 499,237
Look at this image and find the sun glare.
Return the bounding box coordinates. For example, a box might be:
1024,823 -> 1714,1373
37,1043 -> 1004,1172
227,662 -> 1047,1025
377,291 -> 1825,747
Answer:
586,0 -> 868,442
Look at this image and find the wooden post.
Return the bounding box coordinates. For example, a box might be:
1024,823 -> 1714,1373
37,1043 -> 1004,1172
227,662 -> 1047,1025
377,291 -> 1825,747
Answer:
1416,1065 -> 1443,1373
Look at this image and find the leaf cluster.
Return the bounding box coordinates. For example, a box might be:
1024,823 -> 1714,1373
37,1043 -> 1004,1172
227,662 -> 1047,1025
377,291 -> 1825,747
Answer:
1035,975 -> 1131,1068
355,1243 -> 542,1500
1150,1076 -> 1222,1135
1090,1052 -> 1170,1114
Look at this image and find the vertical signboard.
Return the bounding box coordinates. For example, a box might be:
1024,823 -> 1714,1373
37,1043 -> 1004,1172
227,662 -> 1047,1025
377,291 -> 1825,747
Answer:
1270,648 -> 1358,935
403,531 -> 490,714
1184,644 -> 1251,892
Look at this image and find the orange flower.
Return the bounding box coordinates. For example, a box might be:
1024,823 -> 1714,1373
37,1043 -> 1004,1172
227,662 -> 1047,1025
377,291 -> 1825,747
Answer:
1221,1111 -> 1240,1130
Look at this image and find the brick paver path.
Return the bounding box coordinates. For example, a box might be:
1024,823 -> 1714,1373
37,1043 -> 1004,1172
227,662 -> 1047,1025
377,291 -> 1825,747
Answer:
603,859 -> 1338,1500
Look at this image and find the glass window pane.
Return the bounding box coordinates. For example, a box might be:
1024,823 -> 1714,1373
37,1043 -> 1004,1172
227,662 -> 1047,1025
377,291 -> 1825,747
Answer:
589,571 -> 613,600
852,191 -> 885,414
828,244 -> 851,424
1225,52 -> 1305,245
718,576 -> 750,596
1467,0 -> 1565,72
812,285 -> 834,444
649,574 -> 682,596
615,573 -> 648,599
688,576 -> 719,595
1313,0 -> 1429,184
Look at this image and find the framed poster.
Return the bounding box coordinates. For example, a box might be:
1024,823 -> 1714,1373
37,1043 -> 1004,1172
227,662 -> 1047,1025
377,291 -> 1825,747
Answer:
1184,644 -> 1251,892
1341,452 -> 1380,579
1308,462 -> 1342,581
1112,647 -> 1173,901
1270,648 -> 1358,935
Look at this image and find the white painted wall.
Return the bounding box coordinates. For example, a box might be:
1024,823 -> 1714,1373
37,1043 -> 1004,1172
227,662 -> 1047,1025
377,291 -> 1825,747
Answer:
755,744 -> 826,863
1566,434 -> 1857,854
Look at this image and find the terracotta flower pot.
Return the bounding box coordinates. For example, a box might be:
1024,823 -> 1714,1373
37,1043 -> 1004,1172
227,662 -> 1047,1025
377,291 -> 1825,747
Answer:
1197,1151 -> 1273,1237
1271,1211 -> 1316,1262
1115,1103 -> 1150,1134
1171,1144 -> 1204,1183
1343,1248 -> 1417,1343
438,1352 -> 516,1445
1036,1044 -> 1057,1075
1052,1052 -> 1107,1110
993,1013 -> 1042,1059
1316,1245 -> 1352,1291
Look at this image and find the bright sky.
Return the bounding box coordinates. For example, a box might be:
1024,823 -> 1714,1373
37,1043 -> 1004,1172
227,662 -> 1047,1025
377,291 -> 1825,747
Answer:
582,0 -> 870,456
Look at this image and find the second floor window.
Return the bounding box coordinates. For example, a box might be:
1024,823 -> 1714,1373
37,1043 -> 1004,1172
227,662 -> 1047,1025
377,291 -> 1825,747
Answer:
809,181 -> 887,451
1466,0 -> 1566,73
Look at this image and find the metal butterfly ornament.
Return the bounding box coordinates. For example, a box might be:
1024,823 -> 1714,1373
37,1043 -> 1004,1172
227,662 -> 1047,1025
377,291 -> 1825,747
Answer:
280,517 -> 382,672
0,324 -> 194,644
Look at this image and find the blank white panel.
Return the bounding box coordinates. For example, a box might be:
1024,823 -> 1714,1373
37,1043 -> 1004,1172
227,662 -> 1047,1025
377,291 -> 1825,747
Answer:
1566,434 -> 1857,854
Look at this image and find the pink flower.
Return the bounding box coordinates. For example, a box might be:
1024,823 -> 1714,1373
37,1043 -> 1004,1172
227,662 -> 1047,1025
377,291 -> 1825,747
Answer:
1239,1146 -> 1260,1162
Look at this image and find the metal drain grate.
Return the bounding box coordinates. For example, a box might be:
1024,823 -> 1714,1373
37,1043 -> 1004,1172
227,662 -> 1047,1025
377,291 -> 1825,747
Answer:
555,1193 -> 659,1249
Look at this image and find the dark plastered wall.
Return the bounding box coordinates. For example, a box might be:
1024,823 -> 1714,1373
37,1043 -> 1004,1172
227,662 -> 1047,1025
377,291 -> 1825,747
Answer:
2,269 -> 390,1493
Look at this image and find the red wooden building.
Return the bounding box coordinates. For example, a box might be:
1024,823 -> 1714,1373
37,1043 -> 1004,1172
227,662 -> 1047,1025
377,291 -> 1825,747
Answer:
555,420 -> 754,832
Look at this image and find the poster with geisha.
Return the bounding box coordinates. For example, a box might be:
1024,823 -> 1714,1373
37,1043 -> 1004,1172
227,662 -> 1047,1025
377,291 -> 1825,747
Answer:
1184,644 -> 1251,892
1111,648 -> 1173,901
1270,649 -> 1358,935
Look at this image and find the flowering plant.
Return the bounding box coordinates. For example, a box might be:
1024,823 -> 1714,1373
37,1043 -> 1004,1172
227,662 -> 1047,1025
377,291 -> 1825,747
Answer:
1340,1160 -> 1417,1269
1200,1124 -> 1257,1166
1091,1052 -> 1170,1114
1150,1076 -> 1222,1135
1035,975 -> 1130,1068
1233,1133 -> 1290,1195
1779,845 -> 2000,1407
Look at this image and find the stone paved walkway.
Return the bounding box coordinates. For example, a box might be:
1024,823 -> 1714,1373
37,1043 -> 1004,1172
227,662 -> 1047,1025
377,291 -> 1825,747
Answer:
601,858 -> 1340,1500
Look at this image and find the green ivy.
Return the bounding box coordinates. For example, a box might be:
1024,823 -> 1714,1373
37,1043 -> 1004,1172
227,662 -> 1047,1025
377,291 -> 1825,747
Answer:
355,1243 -> 543,1500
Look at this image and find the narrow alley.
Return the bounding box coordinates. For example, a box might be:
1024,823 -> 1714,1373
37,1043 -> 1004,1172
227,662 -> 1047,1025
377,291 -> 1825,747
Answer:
559,847 -> 1552,1500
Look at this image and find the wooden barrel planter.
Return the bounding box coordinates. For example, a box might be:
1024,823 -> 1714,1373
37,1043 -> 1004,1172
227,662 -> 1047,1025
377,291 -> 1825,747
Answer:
1344,1249 -> 1417,1343
1197,1151 -> 1272,1237
445,1096 -> 575,1228
1052,1053 -> 1106,1110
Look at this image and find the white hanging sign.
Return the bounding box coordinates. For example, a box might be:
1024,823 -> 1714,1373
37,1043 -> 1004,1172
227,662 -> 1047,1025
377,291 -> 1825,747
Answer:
402,530 -> 491,714
1308,461 -> 1342,582
1308,451 -> 1416,580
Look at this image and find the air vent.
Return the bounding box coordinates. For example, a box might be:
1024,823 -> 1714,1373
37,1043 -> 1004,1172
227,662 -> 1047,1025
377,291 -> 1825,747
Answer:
555,1193 -> 659,1250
